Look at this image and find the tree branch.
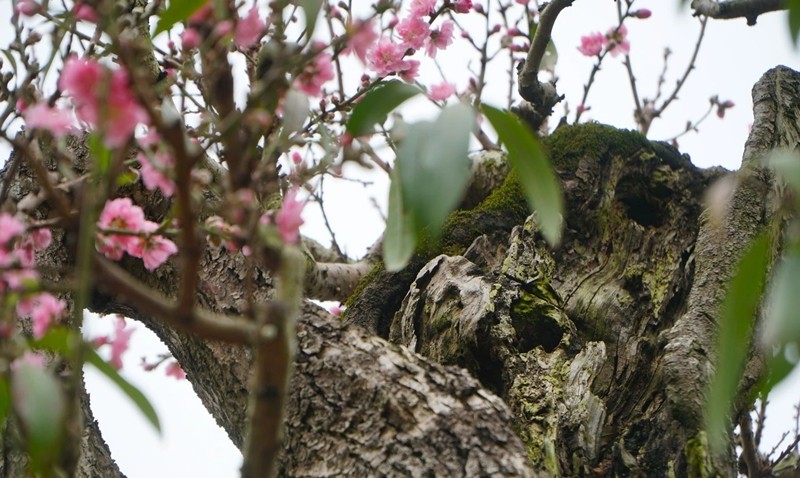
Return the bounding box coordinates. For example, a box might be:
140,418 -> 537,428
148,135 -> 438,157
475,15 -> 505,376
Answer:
691,0 -> 786,25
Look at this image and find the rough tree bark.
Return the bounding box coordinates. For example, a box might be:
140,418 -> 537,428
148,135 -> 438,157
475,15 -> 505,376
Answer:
1,66 -> 798,477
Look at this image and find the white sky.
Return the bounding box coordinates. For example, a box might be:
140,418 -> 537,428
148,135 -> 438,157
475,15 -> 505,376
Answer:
3,0 -> 800,476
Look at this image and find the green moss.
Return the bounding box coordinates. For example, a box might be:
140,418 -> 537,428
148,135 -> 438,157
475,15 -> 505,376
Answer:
685,432 -> 711,478
544,122 -> 652,172
343,261 -> 385,310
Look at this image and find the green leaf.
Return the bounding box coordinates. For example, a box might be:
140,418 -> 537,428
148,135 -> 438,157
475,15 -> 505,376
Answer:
384,169 -> 418,271
766,148 -> 800,194
88,132 -> 111,175
154,0 -> 209,36
298,0 -> 324,41
397,102 -> 476,237
541,40 -> 558,72
346,81 -> 422,137
757,251 -> 800,393
30,327 -> 75,356
85,348 -> 161,433
11,360 -> 65,472
790,0 -> 800,45
481,104 -> 563,246
705,232 -> 771,450
761,253 -> 800,348
0,377 -> 9,428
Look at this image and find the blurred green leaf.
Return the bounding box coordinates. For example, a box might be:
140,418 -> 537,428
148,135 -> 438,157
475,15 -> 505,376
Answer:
384,169 -> 417,272
397,102 -> 475,236
30,327 -> 75,356
346,81 -> 422,137
761,253 -> 800,348
11,360 -> 65,472
88,132 -> 111,175
760,344 -> 798,395
541,40 -> 558,72
481,104 -> 563,246
706,232 -> 771,450
757,251 -> 800,393
766,148 -> 800,194
298,0 -> 324,40
0,377 -> 9,428
154,0 -> 209,36
86,348 -> 161,433
790,0 -> 800,45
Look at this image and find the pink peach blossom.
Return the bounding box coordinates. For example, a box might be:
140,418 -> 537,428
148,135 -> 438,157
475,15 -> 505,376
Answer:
96,198 -> 146,260
410,0 -> 437,16
59,57 -> 147,147
428,82 -> 456,101
454,0 -> 473,13
398,60 -> 420,82
165,361 -> 186,379
344,19 -> 378,63
275,188 -> 305,244
24,293 -> 65,339
22,103 -> 76,137
604,24 -> 630,57
234,6 -> 266,48
577,32 -> 604,57
181,28 -> 201,50
138,151 -> 175,197
74,2 -> 97,22
294,50 -> 335,97
367,39 -> 407,76
397,16 -> 430,50
15,0 -> 40,16
109,317 -> 134,370
0,213 -> 25,246
127,221 -> 177,271
425,20 -> 454,57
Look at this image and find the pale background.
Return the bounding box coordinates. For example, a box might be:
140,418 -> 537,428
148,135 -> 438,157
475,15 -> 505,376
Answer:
1,0 -> 799,476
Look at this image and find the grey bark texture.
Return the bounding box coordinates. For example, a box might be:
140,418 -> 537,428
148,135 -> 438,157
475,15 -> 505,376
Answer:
2,66 -> 799,477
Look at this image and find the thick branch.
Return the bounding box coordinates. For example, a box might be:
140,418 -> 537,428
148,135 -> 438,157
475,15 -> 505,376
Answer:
691,0 -> 786,25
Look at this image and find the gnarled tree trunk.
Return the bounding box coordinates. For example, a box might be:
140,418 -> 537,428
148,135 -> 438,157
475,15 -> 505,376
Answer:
2,66 -> 798,477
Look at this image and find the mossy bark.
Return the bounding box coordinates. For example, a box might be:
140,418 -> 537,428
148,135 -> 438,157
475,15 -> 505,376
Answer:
377,67 -> 800,476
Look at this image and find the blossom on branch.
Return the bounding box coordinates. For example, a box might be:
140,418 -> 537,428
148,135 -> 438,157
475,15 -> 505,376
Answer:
344,19 -> 378,63
294,48 -> 335,97
59,57 -> 148,147
429,82 -> 456,101
22,103 -> 77,138
425,20 -> 454,57
605,24 -> 630,57
398,16 -> 431,50
109,317 -> 134,370
367,40 -> 407,76
234,6 -> 266,48
577,32 -> 604,57
275,188 -> 305,245
16,293 -> 65,339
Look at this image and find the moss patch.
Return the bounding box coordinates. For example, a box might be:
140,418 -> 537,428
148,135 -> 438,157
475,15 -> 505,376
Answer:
544,122 -> 653,172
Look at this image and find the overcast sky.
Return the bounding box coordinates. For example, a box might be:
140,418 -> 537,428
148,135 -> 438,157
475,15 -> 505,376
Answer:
3,1 -> 800,476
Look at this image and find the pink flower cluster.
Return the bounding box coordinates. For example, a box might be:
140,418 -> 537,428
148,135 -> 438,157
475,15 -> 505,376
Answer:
347,1 -> 464,82
58,57 -> 148,147
96,198 -> 177,271
577,23 -> 637,58
0,213 -> 63,339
